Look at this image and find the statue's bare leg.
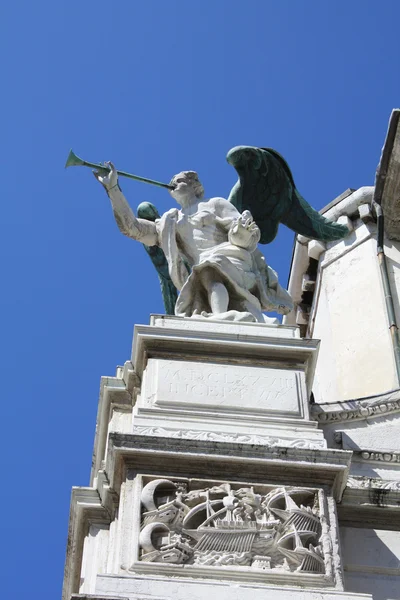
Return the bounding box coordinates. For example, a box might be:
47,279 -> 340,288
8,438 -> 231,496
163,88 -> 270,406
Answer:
199,268 -> 229,314
210,281 -> 229,314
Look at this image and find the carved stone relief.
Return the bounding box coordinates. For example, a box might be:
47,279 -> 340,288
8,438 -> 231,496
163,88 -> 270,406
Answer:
355,450 -> 400,463
133,425 -> 325,449
138,478 -> 326,574
347,475 -> 400,491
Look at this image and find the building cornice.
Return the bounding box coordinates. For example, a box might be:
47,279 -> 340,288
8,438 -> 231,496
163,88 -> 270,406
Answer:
311,388 -> 400,423
106,432 -> 352,502
339,484 -> 400,529
62,488 -> 111,600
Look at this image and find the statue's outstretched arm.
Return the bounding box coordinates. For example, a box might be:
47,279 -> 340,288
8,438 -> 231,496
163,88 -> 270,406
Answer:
94,162 -> 158,246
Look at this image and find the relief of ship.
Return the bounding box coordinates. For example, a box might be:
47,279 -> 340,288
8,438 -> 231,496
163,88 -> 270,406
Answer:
139,480 -> 325,573
266,488 -> 324,573
182,488 -> 277,562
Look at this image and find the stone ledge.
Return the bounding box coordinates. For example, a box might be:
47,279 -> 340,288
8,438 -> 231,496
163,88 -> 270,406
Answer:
150,313 -> 300,338
129,559 -> 333,590
105,433 -> 352,501
339,486 -> 400,529
135,406 -> 321,430
96,573 -> 372,600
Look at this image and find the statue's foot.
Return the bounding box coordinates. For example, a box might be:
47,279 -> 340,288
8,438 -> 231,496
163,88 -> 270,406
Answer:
263,314 -> 280,325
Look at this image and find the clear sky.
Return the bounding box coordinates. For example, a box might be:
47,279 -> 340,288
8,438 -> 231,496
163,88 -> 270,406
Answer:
2,1 -> 399,598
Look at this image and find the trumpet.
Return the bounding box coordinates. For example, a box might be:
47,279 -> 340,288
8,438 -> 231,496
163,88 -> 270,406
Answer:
65,149 -> 175,190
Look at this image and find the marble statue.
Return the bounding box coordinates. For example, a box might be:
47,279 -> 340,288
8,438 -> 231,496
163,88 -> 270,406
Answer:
94,146 -> 348,323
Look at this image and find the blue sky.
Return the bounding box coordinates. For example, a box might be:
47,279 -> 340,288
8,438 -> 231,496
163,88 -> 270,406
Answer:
2,2 -> 399,598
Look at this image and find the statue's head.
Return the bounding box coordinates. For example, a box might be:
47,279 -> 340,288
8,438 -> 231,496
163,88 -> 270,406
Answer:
169,171 -> 204,206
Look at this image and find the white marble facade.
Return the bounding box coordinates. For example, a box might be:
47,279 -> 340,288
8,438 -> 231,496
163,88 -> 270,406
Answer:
63,315 -> 380,600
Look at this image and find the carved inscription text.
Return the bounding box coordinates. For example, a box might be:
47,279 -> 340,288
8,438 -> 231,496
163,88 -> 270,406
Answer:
148,360 -> 301,414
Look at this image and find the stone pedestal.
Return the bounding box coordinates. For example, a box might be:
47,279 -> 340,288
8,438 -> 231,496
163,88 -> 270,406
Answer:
132,315 -> 324,450
63,317 -> 371,600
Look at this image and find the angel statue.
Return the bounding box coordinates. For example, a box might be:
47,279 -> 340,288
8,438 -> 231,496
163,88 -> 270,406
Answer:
93,146 -> 348,323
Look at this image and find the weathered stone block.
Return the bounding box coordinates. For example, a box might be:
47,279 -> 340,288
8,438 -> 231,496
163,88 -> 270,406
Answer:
308,240 -> 326,260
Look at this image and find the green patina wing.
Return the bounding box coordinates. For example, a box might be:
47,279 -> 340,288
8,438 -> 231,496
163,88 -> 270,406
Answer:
137,202 -> 178,315
226,146 -> 348,244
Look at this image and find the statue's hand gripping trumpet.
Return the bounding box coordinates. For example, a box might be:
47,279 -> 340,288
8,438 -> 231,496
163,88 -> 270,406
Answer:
68,146 -> 349,323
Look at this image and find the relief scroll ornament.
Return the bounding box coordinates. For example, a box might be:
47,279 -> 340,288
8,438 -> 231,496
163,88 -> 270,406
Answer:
132,425 -> 326,450
138,478 -> 326,574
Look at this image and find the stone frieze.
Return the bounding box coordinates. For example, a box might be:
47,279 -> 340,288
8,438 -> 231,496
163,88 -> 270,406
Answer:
132,426 -> 326,449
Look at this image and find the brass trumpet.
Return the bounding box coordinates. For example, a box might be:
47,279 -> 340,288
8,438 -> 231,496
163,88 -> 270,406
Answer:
65,149 -> 174,190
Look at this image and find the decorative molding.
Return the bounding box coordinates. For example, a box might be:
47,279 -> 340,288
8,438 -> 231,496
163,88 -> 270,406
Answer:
312,388 -> 400,423
91,361 -> 139,486
132,425 -> 326,450
353,450 -> 400,464
108,432 -> 352,502
347,475 -> 400,491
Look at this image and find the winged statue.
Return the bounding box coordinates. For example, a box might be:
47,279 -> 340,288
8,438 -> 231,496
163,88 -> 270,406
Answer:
93,146 -> 348,323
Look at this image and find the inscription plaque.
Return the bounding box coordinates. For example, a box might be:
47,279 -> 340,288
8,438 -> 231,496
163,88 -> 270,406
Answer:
144,359 -> 303,416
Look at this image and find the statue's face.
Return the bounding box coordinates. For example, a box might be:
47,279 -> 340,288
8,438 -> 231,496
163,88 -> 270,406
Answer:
169,171 -> 204,206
